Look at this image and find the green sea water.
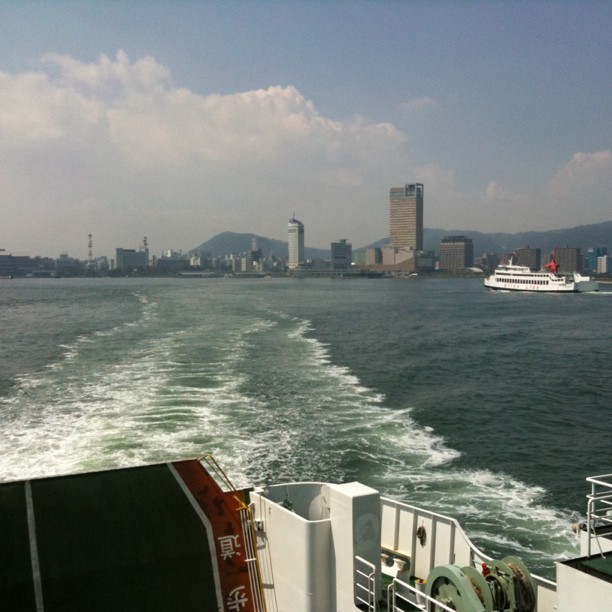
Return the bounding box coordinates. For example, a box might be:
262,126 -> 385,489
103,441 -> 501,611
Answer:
1,276 -> 611,577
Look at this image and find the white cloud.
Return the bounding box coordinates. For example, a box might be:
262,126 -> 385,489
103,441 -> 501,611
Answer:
470,151 -> 612,233
0,52 -> 411,256
0,51 -> 609,258
40,50 -> 173,96
546,151 -> 612,200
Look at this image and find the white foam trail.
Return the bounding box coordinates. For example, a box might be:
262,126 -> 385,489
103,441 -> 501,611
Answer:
0,298 -> 580,576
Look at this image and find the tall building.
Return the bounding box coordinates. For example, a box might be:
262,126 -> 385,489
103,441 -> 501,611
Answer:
597,255 -> 611,274
287,217 -> 304,270
331,239 -> 352,271
516,247 -> 541,270
586,247 -> 608,273
389,183 -> 424,251
439,236 -> 474,270
554,247 -> 582,273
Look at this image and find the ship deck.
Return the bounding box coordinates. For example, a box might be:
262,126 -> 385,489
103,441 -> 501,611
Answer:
0,460 -> 257,611
562,554 -> 612,585
580,555 -> 612,581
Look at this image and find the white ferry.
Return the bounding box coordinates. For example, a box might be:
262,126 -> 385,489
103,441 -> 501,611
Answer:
484,256 -> 598,293
2,454 -> 612,611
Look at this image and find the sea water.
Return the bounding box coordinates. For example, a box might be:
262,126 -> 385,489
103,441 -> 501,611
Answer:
1,276 -> 611,577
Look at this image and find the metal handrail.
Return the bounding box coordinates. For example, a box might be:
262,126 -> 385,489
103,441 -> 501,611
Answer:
586,491 -> 612,558
380,496 -> 493,568
355,556 -> 377,611
584,474 -> 612,559
387,576 -> 456,612
198,454 -> 267,611
240,504 -> 268,612
586,473 -> 612,488
198,453 -> 237,491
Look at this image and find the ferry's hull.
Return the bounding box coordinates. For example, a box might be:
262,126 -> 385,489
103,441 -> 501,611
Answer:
484,279 -> 598,292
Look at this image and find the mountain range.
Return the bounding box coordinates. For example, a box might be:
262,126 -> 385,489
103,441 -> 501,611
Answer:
191,220 -> 612,260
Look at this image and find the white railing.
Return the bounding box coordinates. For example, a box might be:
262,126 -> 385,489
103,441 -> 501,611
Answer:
586,473 -> 612,558
355,556 -> 377,611
387,576 -> 456,612
239,504 -> 267,612
380,496 -> 492,574
379,495 -> 557,610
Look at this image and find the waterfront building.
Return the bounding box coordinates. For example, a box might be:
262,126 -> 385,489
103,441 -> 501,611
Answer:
287,217 -> 304,270
417,251 -> 436,272
155,256 -> 188,274
240,251 -> 252,272
597,255 -> 611,274
381,246 -> 415,268
0,254 -> 55,277
586,247 -> 608,273
365,248 -> 382,265
331,239 -> 352,271
553,247 -> 582,273
516,247 -> 541,270
116,247 -> 149,270
480,253 -> 500,272
389,183 -> 424,251
439,236 -> 474,270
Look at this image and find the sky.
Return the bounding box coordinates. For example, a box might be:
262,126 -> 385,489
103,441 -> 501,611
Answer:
0,1 -> 610,258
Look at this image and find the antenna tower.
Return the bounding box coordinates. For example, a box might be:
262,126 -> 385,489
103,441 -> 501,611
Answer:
88,234 -> 93,263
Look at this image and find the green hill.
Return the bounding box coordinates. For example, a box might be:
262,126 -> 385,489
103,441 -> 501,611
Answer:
192,221 -> 612,260
191,232 -> 329,260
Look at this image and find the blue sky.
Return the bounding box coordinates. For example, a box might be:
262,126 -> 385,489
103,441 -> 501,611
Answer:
1,1 -> 610,257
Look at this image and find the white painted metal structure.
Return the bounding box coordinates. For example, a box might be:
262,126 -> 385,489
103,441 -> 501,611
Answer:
250,474 -> 612,611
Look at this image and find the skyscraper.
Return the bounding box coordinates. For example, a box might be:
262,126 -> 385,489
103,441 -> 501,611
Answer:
389,183 -> 424,251
287,216 -> 304,270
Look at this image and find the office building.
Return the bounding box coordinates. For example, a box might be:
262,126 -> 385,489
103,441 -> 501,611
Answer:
586,247 -> 608,273
331,239 -> 352,271
116,247 -> 149,270
597,255 -> 611,274
554,247 -> 582,273
516,247 -> 541,270
439,236 -> 474,270
389,183 -> 424,251
287,217 -> 304,270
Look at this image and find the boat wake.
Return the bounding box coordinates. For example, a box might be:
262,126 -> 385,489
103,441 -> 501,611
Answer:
0,292 -> 581,578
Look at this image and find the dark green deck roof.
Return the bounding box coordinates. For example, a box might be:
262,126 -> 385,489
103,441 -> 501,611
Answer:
0,463 -> 231,611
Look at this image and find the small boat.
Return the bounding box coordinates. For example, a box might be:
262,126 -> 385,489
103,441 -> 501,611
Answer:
2,454 -> 612,611
484,253 -> 598,293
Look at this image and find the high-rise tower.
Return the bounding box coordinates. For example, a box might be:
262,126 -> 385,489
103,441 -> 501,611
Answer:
389,183 -> 424,251
287,216 -> 304,270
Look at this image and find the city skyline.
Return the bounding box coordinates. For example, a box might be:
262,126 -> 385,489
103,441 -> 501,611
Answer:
2,222 -> 611,278
3,216 -> 612,263
0,2 -> 611,259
